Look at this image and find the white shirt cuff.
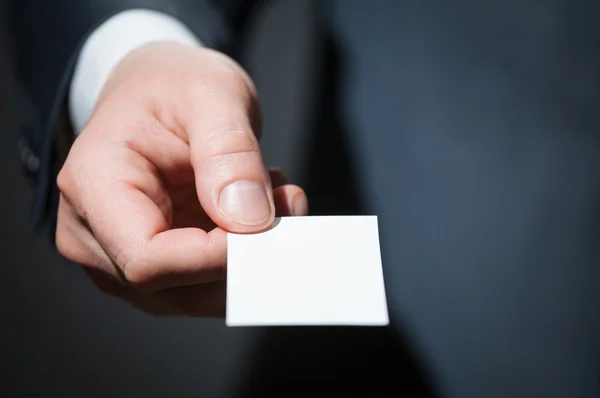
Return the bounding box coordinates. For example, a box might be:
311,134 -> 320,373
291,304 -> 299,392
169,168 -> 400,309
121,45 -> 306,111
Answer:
68,9 -> 203,135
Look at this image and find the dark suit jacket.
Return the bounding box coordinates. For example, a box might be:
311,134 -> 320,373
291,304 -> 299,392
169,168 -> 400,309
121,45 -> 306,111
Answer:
9,0 -> 261,234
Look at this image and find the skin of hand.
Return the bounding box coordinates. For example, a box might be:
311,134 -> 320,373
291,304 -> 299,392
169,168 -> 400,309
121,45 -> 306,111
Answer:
55,42 -> 309,317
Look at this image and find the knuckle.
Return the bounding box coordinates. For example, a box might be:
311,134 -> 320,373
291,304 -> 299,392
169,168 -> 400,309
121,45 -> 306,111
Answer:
203,122 -> 260,160
216,68 -> 254,96
56,149 -> 86,201
184,74 -> 253,113
54,220 -> 90,267
117,249 -> 153,289
204,50 -> 254,90
55,224 -> 89,268
188,56 -> 256,107
55,227 -> 74,261
55,199 -> 81,263
56,164 -> 72,195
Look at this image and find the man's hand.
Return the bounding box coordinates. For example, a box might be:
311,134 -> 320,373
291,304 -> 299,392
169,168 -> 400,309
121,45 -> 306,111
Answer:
55,42 -> 309,317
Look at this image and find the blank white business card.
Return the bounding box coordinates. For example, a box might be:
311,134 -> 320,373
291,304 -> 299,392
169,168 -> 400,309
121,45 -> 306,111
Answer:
226,216 -> 389,326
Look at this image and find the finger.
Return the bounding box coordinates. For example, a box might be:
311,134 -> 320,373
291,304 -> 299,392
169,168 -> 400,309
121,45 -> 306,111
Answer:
99,185 -> 228,291
273,185 -> 309,217
178,70 -> 275,233
55,194 -> 117,276
136,226 -> 228,290
59,141 -> 227,292
115,114 -> 194,186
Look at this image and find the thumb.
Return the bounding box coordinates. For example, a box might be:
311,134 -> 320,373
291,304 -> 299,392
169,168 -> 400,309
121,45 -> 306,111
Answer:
181,69 -> 274,233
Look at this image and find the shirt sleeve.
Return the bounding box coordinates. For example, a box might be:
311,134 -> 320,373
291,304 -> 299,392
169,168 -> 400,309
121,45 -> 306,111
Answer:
68,8 -> 204,135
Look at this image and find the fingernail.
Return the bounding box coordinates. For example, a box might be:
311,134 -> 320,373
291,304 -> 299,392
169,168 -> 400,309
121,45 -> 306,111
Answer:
219,180 -> 273,225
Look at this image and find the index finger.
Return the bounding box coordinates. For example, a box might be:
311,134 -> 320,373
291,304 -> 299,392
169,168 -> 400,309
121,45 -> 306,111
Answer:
59,129 -> 226,292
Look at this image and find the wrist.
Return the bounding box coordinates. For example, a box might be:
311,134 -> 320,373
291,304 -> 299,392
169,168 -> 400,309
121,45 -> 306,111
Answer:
69,9 -> 203,135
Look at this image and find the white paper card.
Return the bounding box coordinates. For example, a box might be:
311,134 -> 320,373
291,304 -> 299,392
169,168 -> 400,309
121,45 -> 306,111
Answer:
226,216 -> 389,326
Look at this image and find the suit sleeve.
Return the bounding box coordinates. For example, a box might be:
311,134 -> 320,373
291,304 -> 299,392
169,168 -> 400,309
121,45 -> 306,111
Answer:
7,0 -> 251,235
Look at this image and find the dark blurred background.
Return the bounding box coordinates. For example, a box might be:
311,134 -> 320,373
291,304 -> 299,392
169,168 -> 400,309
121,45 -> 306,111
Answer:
0,1 -> 430,396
